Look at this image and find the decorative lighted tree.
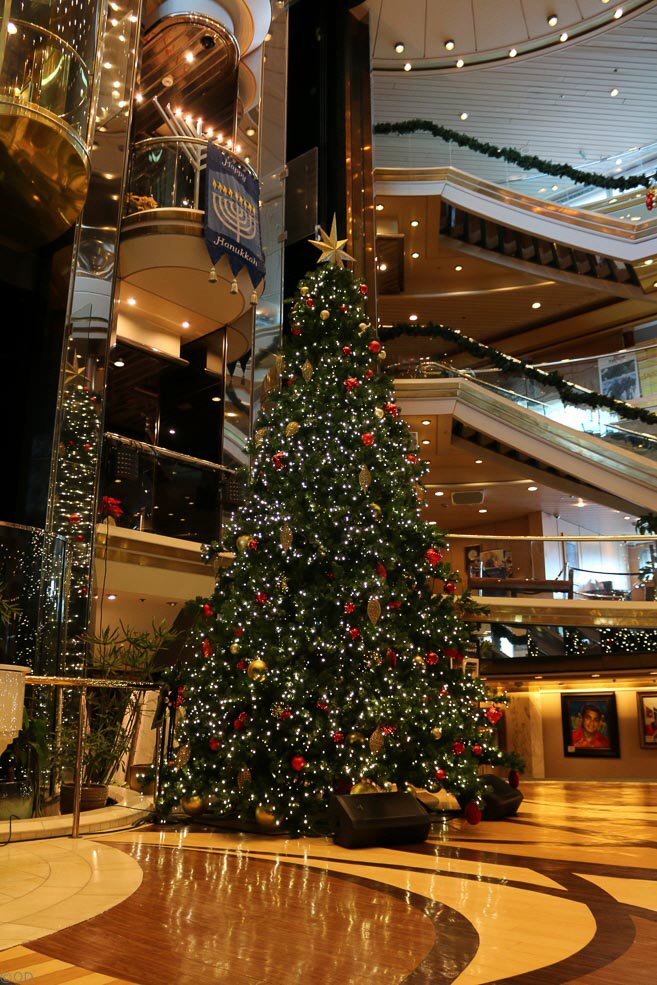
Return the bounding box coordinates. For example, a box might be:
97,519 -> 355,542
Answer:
162,225 -> 503,832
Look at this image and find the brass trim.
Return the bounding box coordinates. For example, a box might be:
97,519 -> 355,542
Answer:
120,208 -> 203,238
464,597 -> 657,628
0,96 -> 89,166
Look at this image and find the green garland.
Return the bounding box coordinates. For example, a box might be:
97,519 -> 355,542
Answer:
373,120 -> 655,193
380,320 -> 657,426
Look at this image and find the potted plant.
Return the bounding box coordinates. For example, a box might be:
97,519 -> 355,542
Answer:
0,709 -> 48,819
58,621 -> 176,813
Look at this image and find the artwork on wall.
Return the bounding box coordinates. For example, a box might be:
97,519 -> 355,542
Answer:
467,545 -> 512,578
463,657 -> 479,677
636,692 -> 657,749
599,352 -> 641,401
561,692 -> 620,758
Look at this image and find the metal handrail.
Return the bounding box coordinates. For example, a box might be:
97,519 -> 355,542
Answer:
104,432 -> 236,473
29,675 -> 161,838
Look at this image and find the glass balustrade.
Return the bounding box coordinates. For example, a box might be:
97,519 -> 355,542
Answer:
391,357 -> 657,461
0,20 -> 91,134
474,622 -> 657,662
100,435 -> 234,543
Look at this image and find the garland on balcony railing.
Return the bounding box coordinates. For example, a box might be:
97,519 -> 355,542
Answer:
373,120 -> 656,193
380,320 -> 657,426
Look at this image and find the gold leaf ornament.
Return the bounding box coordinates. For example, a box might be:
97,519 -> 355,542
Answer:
359,465 -> 371,491
374,407 -> 384,420
285,421 -> 300,438
369,727 -> 384,754
301,359 -> 314,381
367,598 -> 381,626
275,353 -> 285,373
175,745 -> 190,766
255,427 -> 269,448
280,524 -> 293,550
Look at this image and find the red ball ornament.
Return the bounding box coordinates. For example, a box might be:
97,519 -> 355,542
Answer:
452,740 -> 465,755
344,601 -> 356,614
332,731 -> 344,743
248,539 -> 258,550
234,627 -> 244,636
209,738 -> 220,751
291,325 -> 302,335
508,769 -> 520,789
464,801 -> 482,826
281,710 -> 292,719
365,368 -> 374,379
317,701 -> 329,710
342,346 -> 352,356
349,627 -> 361,641
233,717 -> 246,730
68,440 -> 75,447
486,706 -> 504,725
443,581 -> 457,595
305,298 -> 314,307
83,443 -> 91,451
344,377 -> 360,393
255,592 -> 268,605
361,432 -> 374,446
425,651 -> 439,665
236,660 -> 247,671
389,600 -> 401,609
384,402 -> 398,416
385,647 -> 397,667
425,548 -> 441,567
376,561 -> 387,579
201,639 -> 213,658
339,304 -> 348,312
359,284 -> 368,295
291,755 -> 305,771
75,533 -> 85,542
368,340 -> 381,354
406,454 -> 417,463
472,744 -> 483,756
201,603 -> 214,617
435,768 -> 446,781
68,514 -> 81,524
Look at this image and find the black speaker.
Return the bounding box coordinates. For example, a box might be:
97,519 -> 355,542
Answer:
328,792 -> 432,849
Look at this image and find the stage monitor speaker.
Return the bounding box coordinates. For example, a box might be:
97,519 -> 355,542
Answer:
328,792 -> 431,849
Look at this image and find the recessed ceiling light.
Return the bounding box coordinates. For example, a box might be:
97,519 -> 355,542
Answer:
644,259 -> 653,265
460,112 -> 468,121
410,219 -> 419,227
376,203 -> 384,211
107,593 -> 117,601
610,87 -> 619,97
421,420 -> 431,425
434,491 -> 444,496
445,40 -> 455,51
113,359 -> 125,368
182,320 -> 190,328
394,42 -> 405,53
403,62 -> 412,71
653,281 -> 657,288
624,515 -> 631,520
127,297 -> 136,305
478,508 -> 488,513
551,184 -> 558,191
211,396 -> 221,402
378,263 -> 388,271
411,251 -> 420,258
475,458 -> 483,464
509,48 -> 517,57
456,58 -> 464,68
532,301 -> 541,309
576,501 -> 586,507
409,314 -> 418,321
455,265 -> 463,271
559,31 -> 568,41
547,14 -> 558,26
169,428 -> 176,435
103,61 -> 113,69
6,21 -> 16,33
613,7 -> 623,17
527,485 -> 538,491
421,439 -> 430,445
185,51 -> 195,62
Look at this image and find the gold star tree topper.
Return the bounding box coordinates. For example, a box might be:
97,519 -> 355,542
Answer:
308,216 -> 355,268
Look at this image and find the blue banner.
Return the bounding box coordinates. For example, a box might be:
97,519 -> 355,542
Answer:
204,142 -> 265,288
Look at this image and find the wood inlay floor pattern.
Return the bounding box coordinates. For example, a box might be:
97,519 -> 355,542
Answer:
0,782 -> 655,985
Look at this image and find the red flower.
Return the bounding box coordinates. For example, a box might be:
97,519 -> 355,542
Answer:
452,740 -> 465,755
406,454 -> 417,463
425,548 -> 442,567
344,377 -> 360,392
280,710 -> 292,719
443,647 -> 462,661
365,369 -> 374,379
233,717 -> 246,730
349,627 -> 361,641
344,601 -> 356,614
332,732 -> 344,743
435,768 -> 446,780
385,647 -> 397,667
376,561 -> 387,579
201,639 -> 213,658
381,725 -> 397,736
272,452 -> 286,471
305,298 -> 314,307
209,738 -> 221,751
100,496 -> 123,519
384,402 -> 398,416
389,600 -> 401,609
486,706 -> 503,725
234,627 -> 244,636
248,539 -> 258,550
317,701 -> 329,710
425,651 -> 439,665
361,432 -> 375,446
236,660 -> 247,671
255,592 -> 268,605
359,284 -> 368,295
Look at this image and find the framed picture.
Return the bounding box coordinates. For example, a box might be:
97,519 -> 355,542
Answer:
637,692 -> 657,749
561,692 -> 619,757
463,657 -> 479,677
599,353 -> 641,401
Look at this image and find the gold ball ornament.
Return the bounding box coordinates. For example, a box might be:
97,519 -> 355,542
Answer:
431,727 -> 443,740
378,350 -> 387,360
229,642 -> 241,654
348,731 -> 366,745
181,794 -> 208,817
320,309 -> 330,321
236,535 -> 250,551
300,286 -> 309,296
350,780 -> 381,795
247,658 -> 268,681
255,806 -> 279,830
413,655 -> 425,666
370,503 -> 382,519
358,322 -> 369,334
374,407 -> 384,419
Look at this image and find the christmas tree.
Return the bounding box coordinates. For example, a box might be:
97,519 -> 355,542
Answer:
162,225 -> 503,832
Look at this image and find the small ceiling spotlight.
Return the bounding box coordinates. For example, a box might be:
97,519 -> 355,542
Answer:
394,42 -> 405,53
532,301 -> 541,309
444,39 -> 455,51
509,47 -> 517,57
613,7 -> 623,17
403,62 -> 412,71
410,219 -> 419,227
456,58 -> 464,68
559,32 -> 569,41
460,112 -> 469,120
610,87 -> 619,96
547,14 -> 558,26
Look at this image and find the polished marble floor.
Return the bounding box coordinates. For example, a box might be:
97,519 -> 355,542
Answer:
0,782 -> 656,984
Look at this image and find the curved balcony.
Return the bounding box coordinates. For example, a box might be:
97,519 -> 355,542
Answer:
119,137 -> 262,357
0,15 -> 96,248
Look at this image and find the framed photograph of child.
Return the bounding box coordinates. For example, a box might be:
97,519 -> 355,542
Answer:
637,692 -> 657,749
561,692 -> 620,758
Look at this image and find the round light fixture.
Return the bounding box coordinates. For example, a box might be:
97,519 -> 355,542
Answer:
394,42 -> 405,53
445,40 -> 455,51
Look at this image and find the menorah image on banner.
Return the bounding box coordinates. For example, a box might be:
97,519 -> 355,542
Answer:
212,190 -> 258,244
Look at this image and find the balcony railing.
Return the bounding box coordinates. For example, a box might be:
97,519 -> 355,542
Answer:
125,137 -> 256,215
100,434 -> 236,543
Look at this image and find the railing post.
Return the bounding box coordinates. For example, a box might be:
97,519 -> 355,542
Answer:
71,686 -> 87,838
